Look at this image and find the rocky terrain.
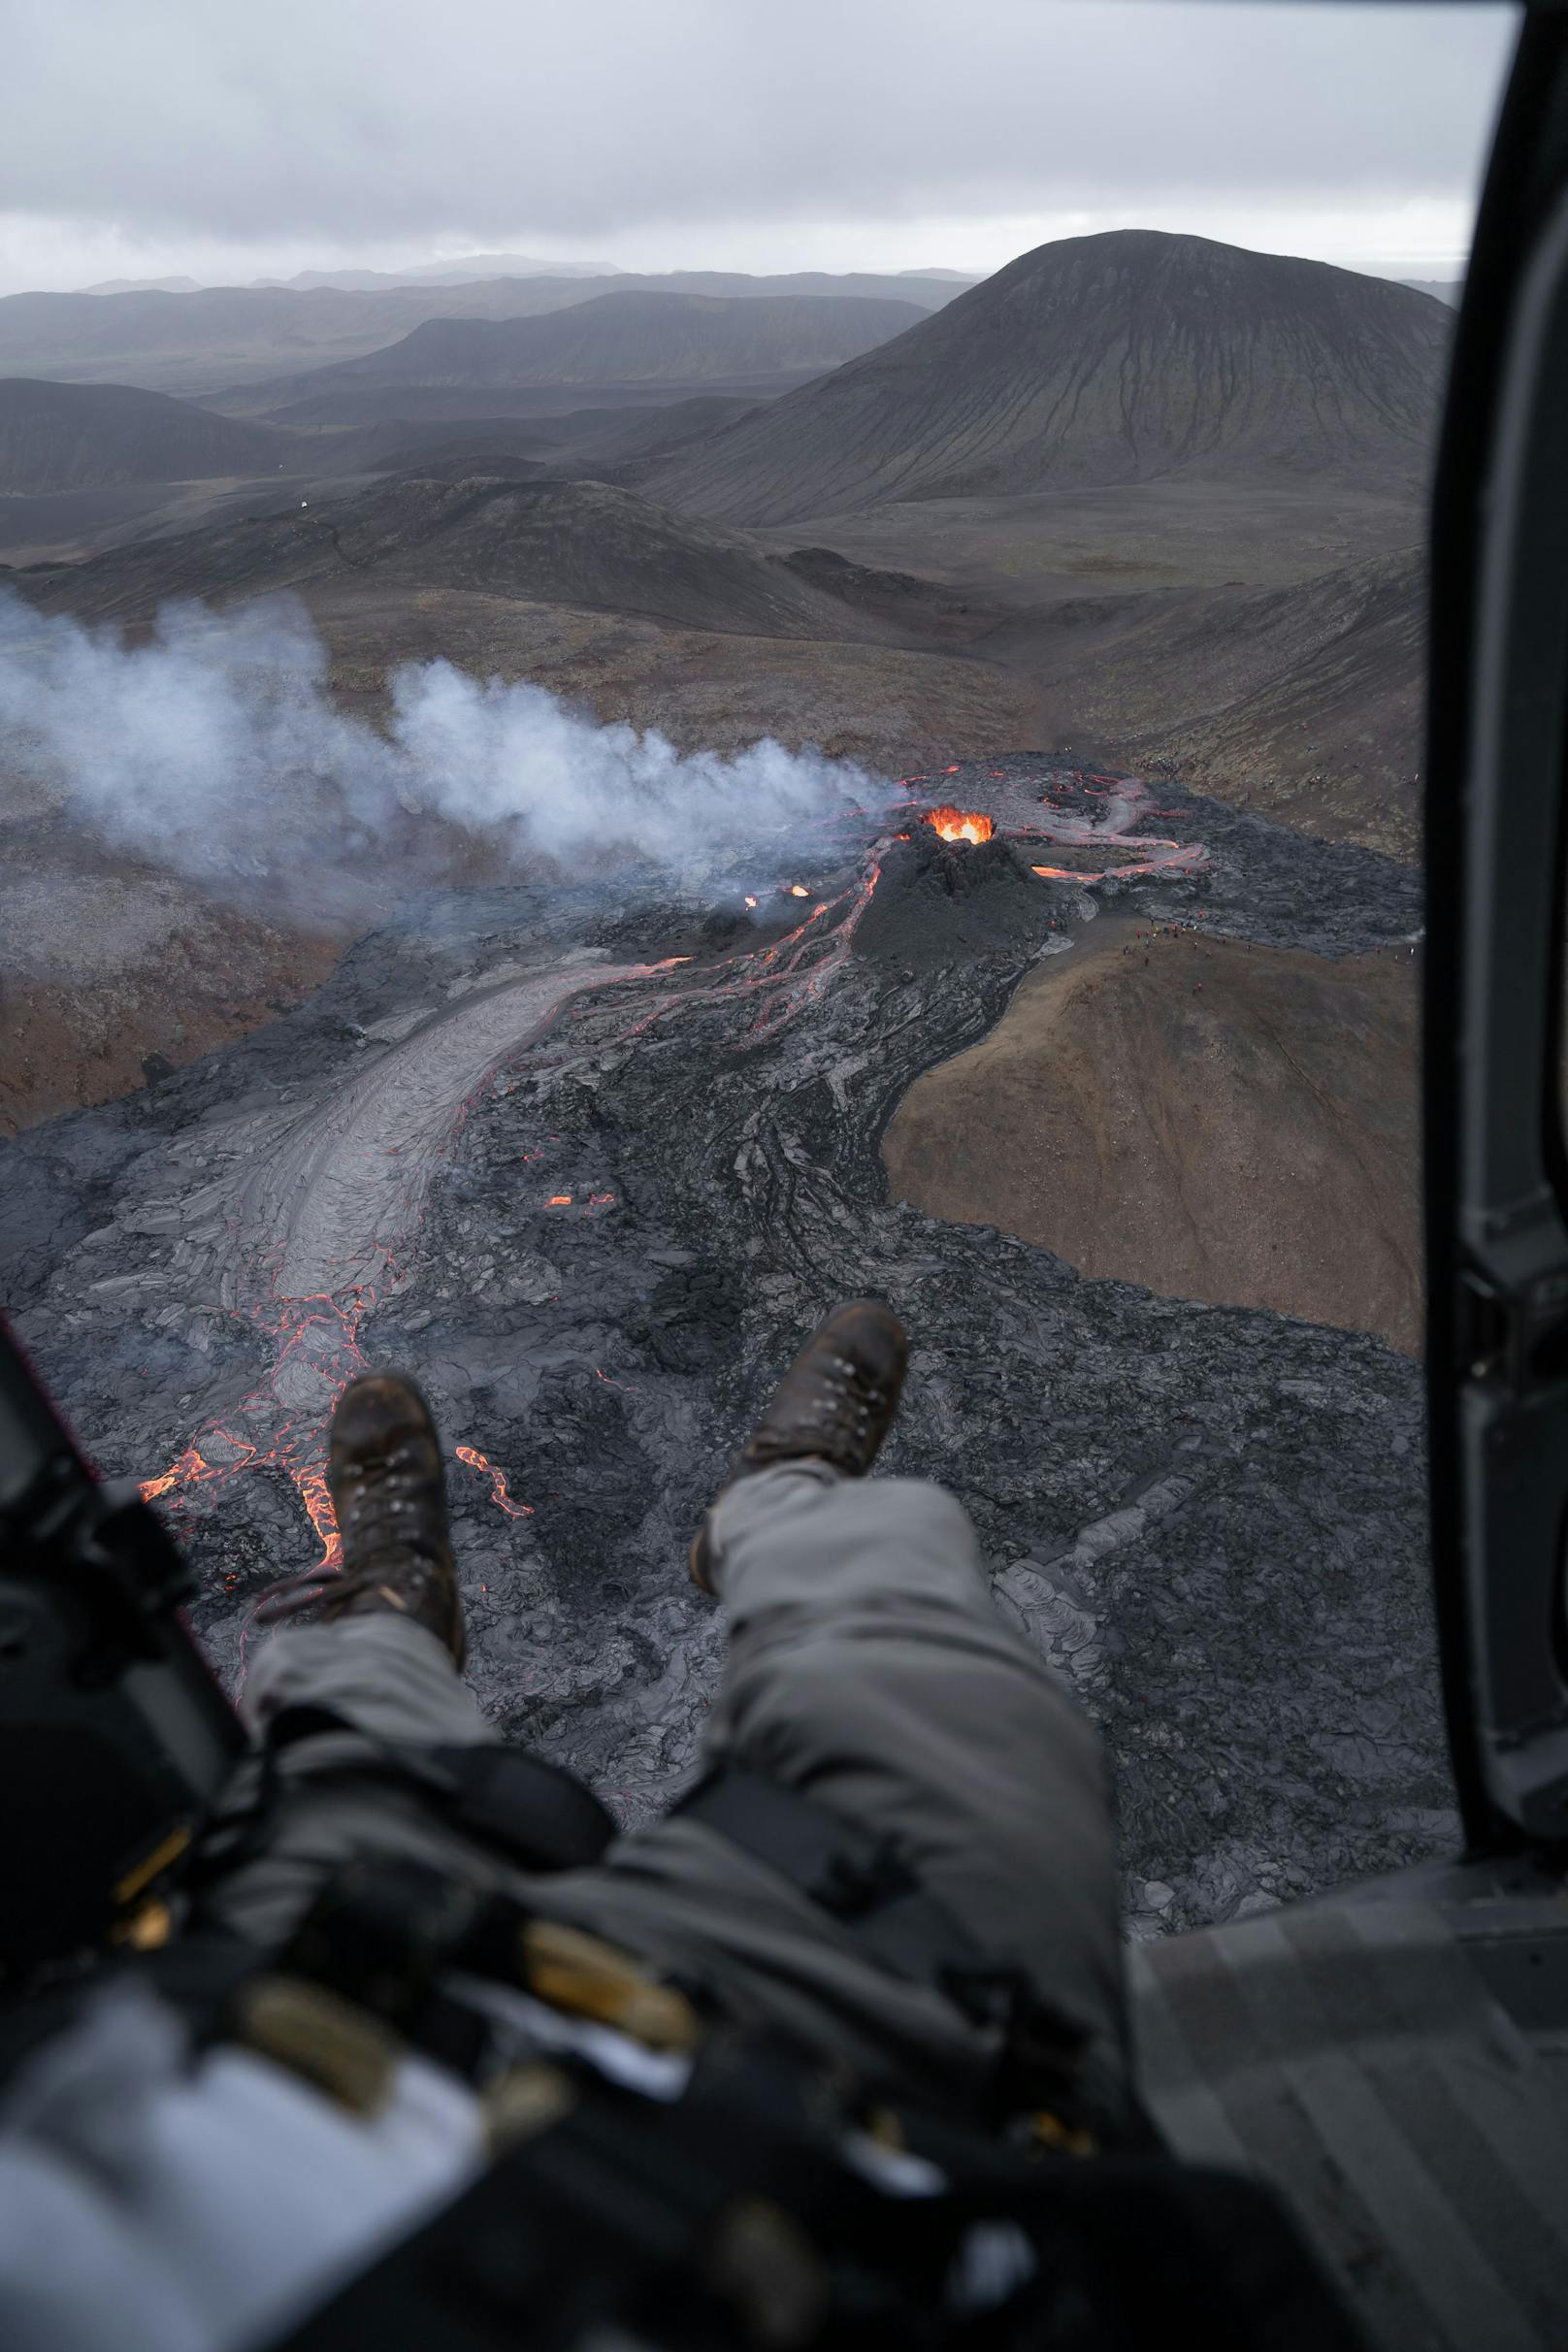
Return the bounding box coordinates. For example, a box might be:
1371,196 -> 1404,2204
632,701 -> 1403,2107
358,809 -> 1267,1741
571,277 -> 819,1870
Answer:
0,760 -> 1450,1940
15,474 -> 907,640
999,543 -> 1427,857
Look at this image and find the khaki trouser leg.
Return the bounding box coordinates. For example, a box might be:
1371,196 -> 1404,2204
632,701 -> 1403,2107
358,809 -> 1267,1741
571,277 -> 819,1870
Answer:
201,1470 -> 1127,2114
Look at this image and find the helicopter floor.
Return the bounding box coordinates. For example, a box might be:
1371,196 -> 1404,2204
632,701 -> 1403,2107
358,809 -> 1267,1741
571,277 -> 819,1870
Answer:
1129,1851 -> 1568,2350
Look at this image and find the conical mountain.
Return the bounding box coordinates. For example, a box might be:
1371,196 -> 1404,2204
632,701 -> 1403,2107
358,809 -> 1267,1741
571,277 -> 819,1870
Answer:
651,230 -> 1451,524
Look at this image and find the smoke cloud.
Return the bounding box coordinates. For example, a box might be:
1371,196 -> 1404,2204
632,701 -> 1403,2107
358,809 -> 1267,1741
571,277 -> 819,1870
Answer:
0,590 -> 895,918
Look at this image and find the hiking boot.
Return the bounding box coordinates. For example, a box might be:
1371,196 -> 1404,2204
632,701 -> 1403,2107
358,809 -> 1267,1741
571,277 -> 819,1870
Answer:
689,1300 -> 908,1592
253,1372 -> 465,1664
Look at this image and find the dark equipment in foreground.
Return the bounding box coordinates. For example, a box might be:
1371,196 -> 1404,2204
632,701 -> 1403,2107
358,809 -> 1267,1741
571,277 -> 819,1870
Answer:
0,1316 -> 242,1980
0,1317 -> 1365,2352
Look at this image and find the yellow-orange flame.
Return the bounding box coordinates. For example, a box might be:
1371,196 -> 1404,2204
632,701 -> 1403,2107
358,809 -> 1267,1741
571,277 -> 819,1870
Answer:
925,806 -> 995,845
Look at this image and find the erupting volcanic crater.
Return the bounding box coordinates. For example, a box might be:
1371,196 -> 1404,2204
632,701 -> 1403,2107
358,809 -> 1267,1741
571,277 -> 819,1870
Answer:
925,805 -> 996,845
1,755 -> 1442,1939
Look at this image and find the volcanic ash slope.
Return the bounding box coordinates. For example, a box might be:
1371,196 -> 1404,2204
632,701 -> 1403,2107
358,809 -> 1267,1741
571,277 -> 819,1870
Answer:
652,229 -> 1450,524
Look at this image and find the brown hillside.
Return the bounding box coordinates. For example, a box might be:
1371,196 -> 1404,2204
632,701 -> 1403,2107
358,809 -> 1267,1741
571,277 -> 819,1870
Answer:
884,922 -> 1421,1353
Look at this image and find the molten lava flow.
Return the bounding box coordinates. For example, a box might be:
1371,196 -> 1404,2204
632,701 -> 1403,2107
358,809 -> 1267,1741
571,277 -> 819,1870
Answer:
925,806 -> 995,846
140,1290 -> 373,1570
141,1445 -> 228,1503
788,883 -> 809,898
137,957 -> 687,1587
294,1467 -> 343,1567
456,1445 -> 533,1518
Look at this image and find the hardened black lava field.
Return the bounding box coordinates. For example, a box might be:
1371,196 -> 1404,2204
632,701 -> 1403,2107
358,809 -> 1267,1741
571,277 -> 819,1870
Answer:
0,758 -> 1440,1938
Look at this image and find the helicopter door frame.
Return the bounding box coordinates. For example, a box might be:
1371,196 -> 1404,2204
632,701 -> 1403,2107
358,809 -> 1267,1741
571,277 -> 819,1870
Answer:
1426,10 -> 1568,1848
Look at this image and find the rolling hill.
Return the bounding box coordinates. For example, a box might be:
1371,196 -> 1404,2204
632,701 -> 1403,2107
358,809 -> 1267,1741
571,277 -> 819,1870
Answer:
1022,543 -> 1426,856
0,273 -> 965,397
652,230 -> 1453,524
244,293 -> 931,425
15,473 -> 896,641
0,377 -> 293,492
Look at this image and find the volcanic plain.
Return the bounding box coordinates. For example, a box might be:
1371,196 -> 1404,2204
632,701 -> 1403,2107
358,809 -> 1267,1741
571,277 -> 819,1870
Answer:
1,761 -> 1446,1943
0,231 -> 1449,1933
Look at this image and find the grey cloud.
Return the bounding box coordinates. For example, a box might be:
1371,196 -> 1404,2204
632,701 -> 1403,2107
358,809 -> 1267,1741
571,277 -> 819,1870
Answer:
0,2 -> 1518,246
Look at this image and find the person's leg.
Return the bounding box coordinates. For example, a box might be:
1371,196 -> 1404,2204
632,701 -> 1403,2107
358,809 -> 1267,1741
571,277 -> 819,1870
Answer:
196,1377 -> 505,1948
535,1316 -> 1127,2121
242,1611 -> 490,1752
198,1324 -> 1126,2124
197,1615 -> 504,1947
706,1457 -> 1124,2059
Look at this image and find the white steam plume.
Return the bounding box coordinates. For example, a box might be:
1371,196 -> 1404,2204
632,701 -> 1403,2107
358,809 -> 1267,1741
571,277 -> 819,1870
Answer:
0,591 -> 895,909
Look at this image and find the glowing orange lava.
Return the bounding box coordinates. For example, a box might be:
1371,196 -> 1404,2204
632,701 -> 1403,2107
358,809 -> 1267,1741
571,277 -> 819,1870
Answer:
294,1466 -> 343,1568
141,1445 -> 220,1503
138,873 -> 894,1583
925,806 -> 995,845
456,1445 -> 533,1518
139,1290 -> 371,1570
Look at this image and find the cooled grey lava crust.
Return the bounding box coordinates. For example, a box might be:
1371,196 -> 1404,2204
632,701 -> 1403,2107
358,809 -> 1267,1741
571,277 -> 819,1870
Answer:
0,759 -> 1443,1939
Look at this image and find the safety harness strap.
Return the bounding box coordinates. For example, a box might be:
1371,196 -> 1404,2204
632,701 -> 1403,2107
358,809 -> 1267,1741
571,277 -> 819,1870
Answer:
670,1762 -> 1118,2142
193,1709 -> 617,1888
674,1764 -> 1005,2010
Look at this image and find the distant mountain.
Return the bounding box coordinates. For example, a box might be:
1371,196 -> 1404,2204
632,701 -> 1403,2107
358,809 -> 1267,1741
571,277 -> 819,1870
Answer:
83,276 -> 203,295
0,274 -> 964,398
652,230 -> 1453,525
1399,278 -> 1462,308
0,377 -> 291,492
17,474 -> 894,643
897,268 -> 979,281
391,254 -> 620,282
270,256 -> 622,291
247,293 -> 931,425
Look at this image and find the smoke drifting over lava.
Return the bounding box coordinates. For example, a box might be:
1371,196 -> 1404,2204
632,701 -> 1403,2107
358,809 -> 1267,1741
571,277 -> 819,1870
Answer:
0,589 -> 896,908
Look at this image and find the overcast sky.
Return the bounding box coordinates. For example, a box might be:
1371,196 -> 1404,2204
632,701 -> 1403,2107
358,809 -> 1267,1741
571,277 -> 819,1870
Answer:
0,1 -> 1520,296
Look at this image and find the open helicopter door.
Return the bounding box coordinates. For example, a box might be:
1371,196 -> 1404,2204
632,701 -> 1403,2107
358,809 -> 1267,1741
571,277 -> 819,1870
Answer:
1125,13 -> 1568,2347
1426,5 -> 1568,1855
